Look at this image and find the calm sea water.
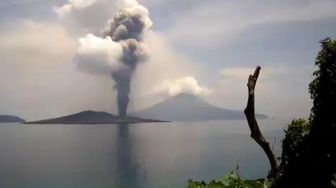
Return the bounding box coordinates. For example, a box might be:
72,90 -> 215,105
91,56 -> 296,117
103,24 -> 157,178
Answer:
0,119 -> 286,188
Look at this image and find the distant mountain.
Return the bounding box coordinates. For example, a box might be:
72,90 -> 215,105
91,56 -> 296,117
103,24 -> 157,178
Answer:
0,115 -> 25,123
131,93 -> 268,121
25,110 -> 167,124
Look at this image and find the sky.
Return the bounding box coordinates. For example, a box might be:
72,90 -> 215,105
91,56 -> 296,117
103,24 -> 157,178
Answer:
0,0 -> 336,121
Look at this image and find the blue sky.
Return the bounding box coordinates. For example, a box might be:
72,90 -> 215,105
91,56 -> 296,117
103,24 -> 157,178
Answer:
0,0 -> 336,120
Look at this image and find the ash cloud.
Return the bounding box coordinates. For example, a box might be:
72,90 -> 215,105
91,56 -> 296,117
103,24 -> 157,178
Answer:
152,76 -> 213,97
75,0 -> 152,117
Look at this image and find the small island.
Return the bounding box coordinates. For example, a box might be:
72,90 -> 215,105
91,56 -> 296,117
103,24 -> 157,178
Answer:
25,110 -> 168,124
0,115 -> 25,123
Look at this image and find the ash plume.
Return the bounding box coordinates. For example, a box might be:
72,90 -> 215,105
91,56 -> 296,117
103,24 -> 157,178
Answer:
76,0 -> 152,117
105,8 -> 149,117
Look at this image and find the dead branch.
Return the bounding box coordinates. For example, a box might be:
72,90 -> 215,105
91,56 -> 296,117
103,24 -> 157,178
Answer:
244,66 -> 279,179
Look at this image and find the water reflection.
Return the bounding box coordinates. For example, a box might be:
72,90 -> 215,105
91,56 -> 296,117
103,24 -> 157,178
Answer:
0,120 -> 284,188
114,124 -> 146,188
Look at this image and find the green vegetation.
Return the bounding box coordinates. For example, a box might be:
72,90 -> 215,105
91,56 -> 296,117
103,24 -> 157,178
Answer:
278,118 -> 311,178
276,38 -> 336,188
274,119 -> 312,187
188,167 -> 269,188
188,38 -> 336,188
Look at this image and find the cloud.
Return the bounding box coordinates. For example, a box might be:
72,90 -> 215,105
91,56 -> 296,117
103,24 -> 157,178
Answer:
152,76 -> 212,97
208,66 -> 314,119
127,31 -> 201,103
70,0 -> 156,116
0,2 -> 204,118
0,20 -> 121,120
76,34 -> 124,74
56,0 -> 97,13
1,0 -> 325,119
70,0 -> 154,78
0,20 -> 76,58
219,67 -> 289,81
165,0 -> 336,47
54,0 -> 117,34
54,0 -> 153,34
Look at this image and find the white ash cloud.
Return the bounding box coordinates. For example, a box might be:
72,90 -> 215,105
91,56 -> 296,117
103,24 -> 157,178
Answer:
152,76 -> 212,97
76,34 -> 124,74
73,0 -> 152,117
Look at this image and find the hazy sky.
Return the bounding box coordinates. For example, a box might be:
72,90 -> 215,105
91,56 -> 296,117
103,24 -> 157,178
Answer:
1,0 -> 336,121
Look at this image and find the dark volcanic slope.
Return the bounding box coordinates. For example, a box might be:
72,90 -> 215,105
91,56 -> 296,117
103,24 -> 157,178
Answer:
0,115 -> 25,123
132,93 -> 268,121
26,110 -> 167,124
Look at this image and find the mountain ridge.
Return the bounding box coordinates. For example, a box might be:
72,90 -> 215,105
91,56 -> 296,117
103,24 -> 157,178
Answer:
0,115 -> 25,123
131,93 -> 268,121
25,110 -> 167,124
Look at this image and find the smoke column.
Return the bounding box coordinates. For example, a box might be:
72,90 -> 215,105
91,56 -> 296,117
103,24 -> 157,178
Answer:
76,1 -> 152,117
105,8 -> 149,117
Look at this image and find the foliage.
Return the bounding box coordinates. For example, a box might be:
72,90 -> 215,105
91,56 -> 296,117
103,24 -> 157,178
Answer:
307,37 -> 336,187
188,168 -> 270,188
274,118 -> 311,187
281,118 -> 311,164
275,38 -> 336,188
309,38 -> 336,123
188,38 -> 336,188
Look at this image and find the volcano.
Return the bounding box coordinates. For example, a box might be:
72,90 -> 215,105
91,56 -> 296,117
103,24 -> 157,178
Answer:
0,115 -> 25,123
131,93 -> 268,121
25,111 -> 167,124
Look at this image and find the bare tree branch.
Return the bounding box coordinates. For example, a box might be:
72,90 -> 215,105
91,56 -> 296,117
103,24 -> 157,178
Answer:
244,66 -> 279,179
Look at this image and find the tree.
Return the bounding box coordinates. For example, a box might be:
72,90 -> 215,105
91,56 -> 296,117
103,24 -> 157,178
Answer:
275,119 -> 311,187
307,37 -> 336,187
244,66 -> 279,179
186,38 -> 336,188
276,38 -> 336,188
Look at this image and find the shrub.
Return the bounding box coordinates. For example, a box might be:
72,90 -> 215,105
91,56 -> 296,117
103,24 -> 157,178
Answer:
188,167 -> 269,188
274,119 -> 311,187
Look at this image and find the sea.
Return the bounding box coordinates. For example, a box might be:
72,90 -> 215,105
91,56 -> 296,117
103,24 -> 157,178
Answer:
0,119 -> 287,188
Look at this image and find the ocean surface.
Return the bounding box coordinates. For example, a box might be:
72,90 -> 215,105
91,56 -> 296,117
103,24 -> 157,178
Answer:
0,119 -> 287,188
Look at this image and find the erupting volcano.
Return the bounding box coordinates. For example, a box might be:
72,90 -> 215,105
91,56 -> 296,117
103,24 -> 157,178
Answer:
76,0 -> 152,117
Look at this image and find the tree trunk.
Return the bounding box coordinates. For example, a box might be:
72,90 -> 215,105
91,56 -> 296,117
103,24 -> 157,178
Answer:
244,66 -> 279,179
